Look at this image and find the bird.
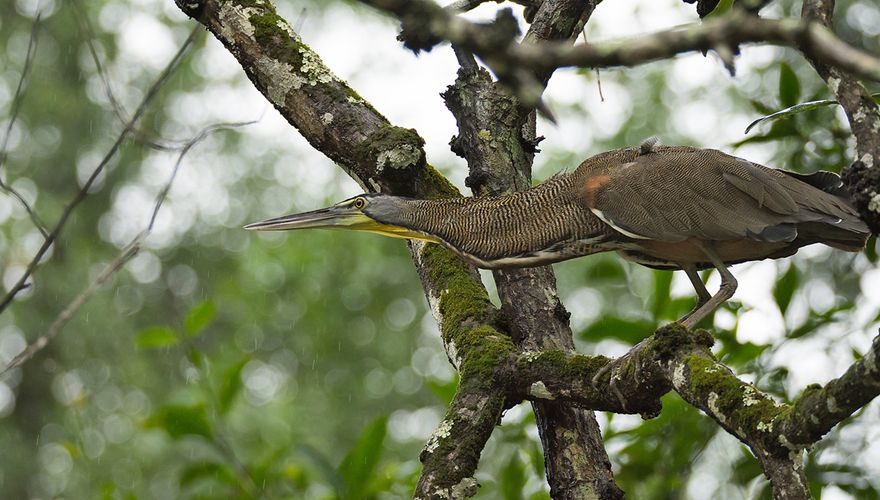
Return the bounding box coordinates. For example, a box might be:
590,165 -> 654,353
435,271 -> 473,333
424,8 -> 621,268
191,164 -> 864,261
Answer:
245,140 -> 870,328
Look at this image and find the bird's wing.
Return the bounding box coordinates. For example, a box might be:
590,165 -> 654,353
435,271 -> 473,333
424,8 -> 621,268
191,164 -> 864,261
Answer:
584,147 -> 861,243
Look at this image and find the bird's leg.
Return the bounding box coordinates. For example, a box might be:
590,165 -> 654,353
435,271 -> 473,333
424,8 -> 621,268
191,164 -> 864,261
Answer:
680,244 -> 738,329
677,263 -> 711,324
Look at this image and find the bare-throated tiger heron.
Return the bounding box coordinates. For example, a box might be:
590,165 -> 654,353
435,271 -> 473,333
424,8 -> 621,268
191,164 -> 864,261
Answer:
246,142 -> 871,328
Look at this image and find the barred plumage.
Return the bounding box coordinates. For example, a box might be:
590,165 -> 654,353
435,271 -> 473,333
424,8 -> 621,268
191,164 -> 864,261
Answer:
246,142 -> 870,327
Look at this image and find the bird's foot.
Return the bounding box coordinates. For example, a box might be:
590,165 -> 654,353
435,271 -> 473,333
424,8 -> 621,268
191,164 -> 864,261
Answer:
591,340 -> 650,414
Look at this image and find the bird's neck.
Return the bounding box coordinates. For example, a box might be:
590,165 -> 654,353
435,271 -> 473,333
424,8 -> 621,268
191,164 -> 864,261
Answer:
380,181 -> 613,268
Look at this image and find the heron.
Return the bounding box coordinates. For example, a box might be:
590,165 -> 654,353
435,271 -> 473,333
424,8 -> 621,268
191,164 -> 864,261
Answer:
245,141 -> 870,328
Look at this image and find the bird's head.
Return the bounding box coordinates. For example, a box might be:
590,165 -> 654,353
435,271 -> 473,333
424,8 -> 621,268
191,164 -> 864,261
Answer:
244,193 -> 439,242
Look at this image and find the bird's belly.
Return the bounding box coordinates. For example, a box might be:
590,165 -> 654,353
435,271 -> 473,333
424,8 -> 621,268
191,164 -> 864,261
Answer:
618,238 -> 793,269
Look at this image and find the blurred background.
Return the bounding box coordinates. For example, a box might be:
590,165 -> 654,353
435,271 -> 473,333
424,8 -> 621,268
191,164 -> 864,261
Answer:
0,0 -> 878,497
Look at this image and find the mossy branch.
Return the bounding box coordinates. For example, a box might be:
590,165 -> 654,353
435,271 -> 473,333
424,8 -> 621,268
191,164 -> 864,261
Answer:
174,2 -> 518,495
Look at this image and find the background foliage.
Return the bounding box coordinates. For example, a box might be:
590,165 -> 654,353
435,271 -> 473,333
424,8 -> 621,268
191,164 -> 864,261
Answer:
0,0 -> 878,498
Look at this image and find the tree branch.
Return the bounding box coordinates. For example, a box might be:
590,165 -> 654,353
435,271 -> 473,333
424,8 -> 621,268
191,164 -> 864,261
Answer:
0,12 -> 50,238
441,0 -> 622,496
801,0 -> 880,233
0,120 -> 255,376
781,329 -> 880,446
361,1 -> 880,84
508,323 -> 880,498
174,1 -> 520,494
0,26 -> 201,315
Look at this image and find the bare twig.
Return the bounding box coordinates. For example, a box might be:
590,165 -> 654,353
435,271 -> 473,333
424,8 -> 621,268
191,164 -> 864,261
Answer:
445,0 -> 494,12
0,12 -> 50,238
0,119 -> 255,376
0,26 -> 201,314
71,0 -> 190,152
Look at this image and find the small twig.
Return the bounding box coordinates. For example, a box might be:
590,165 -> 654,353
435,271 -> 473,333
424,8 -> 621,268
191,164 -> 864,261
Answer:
444,0 -> 492,12
0,26 -> 201,314
0,119 -> 255,376
0,12 -> 50,238
71,0 -> 190,152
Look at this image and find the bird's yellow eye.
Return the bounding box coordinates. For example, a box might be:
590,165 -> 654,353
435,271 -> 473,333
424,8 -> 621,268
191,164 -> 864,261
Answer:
353,197 -> 366,209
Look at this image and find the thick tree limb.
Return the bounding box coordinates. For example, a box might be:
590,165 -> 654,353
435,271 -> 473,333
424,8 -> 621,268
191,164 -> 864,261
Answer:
173,1 -> 517,495
441,0 -> 622,496
360,1 -> 880,85
781,331 -> 880,446
801,0 -> 880,233
509,323 -> 880,498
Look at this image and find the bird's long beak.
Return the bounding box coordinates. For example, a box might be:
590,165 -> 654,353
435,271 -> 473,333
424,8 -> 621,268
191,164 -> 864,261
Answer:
244,206 -> 373,231
244,206 -> 440,243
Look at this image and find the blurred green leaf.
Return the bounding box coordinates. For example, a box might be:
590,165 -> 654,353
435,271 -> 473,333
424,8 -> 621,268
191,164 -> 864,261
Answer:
338,415 -> 388,499
718,340 -> 768,367
427,375 -> 458,405
703,0 -> 733,18
583,255 -> 626,281
731,448 -> 765,487
179,461 -> 237,488
500,452 -> 526,500
778,63 -> 801,108
218,357 -> 249,414
187,348 -> 205,369
298,444 -> 345,494
580,317 -> 656,344
135,326 -> 179,349
527,439 -> 545,479
146,404 -> 213,440
745,93 -> 880,134
651,270 -> 673,320
773,264 -> 799,316
865,236 -> 877,263
184,300 -> 216,336
744,99 -> 836,134
749,99 -> 775,115
757,367 -> 790,397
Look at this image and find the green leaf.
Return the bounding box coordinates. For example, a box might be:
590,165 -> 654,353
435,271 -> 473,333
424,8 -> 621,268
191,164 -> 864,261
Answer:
865,235 -> 877,263
426,375 -> 458,405
579,317 -> 656,344
179,461 -> 237,488
773,264 -> 799,316
218,357 -> 249,415
500,452 -> 527,500
651,270 -> 673,320
145,404 -> 213,440
338,415 -> 388,499
718,340 -> 768,367
703,0 -> 733,18
778,63 -> 801,108
299,444 -> 345,494
744,99 -> 837,134
184,300 -> 216,336
136,326 -> 179,349
745,92 -> 880,134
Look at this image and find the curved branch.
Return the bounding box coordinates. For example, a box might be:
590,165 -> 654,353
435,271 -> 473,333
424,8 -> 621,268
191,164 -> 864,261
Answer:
359,0 -> 880,85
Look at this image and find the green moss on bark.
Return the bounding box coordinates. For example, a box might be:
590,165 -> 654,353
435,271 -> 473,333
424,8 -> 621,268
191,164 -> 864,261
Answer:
355,125 -> 427,172
686,355 -> 787,441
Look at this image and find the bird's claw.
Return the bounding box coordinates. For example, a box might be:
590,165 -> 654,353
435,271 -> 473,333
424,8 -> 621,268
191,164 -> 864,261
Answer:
591,340 -> 649,414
